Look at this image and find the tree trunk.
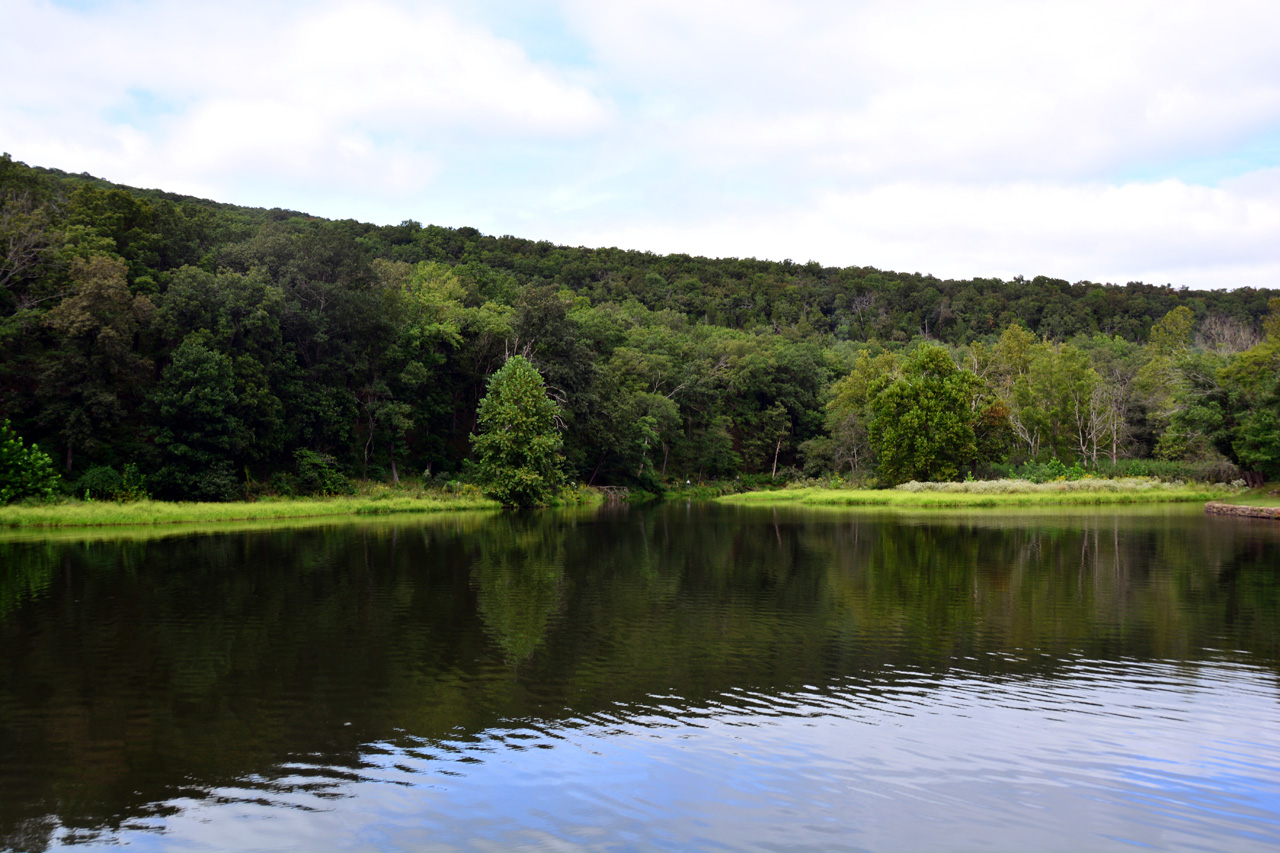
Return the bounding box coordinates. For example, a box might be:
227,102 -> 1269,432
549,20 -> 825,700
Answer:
362,407 -> 375,480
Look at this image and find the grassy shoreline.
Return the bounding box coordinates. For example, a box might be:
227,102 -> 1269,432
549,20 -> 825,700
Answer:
1216,490 -> 1280,507
0,492 -> 501,529
1,477 -> 1263,530
717,478 -> 1231,509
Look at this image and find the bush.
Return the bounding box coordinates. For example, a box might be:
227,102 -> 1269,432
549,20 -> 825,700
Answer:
739,472 -> 789,491
294,449 -> 354,496
149,461 -> 240,502
77,466 -> 122,500
74,463 -> 148,501
555,483 -> 604,506
0,420 -> 59,504
1003,458 -> 1089,483
120,464 -> 148,500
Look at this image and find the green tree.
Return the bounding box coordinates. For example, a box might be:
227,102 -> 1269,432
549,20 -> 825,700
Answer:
156,265 -> 290,471
151,334 -> 245,500
375,260 -> 467,479
824,349 -> 899,477
471,355 -> 565,507
1005,340 -> 1099,463
868,344 -> 983,484
1219,311 -> 1280,482
39,255 -> 154,472
1149,305 -> 1195,356
0,419 -> 59,504
1263,297 -> 1280,342
1232,402 -> 1280,481
1153,349 -> 1232,463
1079,334 -> 1144,463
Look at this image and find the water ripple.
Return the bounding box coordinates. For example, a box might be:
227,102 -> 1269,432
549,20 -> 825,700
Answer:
115,658 -> 1263,852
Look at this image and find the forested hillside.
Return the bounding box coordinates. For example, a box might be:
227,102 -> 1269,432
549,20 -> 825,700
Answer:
2,153 -> 1278,500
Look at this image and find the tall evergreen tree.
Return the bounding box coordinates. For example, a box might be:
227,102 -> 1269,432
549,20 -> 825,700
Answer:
471,356 -> 565,507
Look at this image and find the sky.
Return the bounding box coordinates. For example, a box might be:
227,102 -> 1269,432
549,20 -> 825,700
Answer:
3,0 -> 1280,290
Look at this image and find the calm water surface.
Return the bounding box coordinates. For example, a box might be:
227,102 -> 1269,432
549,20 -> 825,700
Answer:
1,503 -> 1279,851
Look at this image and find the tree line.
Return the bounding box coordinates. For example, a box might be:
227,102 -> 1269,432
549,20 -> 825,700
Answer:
2,153 -> 1278,502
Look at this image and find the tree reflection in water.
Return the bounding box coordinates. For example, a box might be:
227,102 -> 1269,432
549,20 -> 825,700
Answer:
0,505 -> 1277,851
471,513 -> 566,664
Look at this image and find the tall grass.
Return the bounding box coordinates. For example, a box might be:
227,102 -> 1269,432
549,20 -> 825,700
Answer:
0,509 -> 507,545
984,457 -> 1242,484
718,478 -> 1230,508
0,478 -> 617,530
0,491 -> 499,529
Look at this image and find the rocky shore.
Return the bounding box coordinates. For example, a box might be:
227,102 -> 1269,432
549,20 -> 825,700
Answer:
1205,501 -> 1280,520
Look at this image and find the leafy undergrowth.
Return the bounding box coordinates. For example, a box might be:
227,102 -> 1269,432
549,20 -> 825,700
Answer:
718,478 -> 1231,508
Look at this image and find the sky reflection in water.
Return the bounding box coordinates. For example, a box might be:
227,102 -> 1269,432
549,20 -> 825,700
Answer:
93,659 -> 1280,852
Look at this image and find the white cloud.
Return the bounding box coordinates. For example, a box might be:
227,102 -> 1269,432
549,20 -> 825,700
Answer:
1,0 -> 613,202
2,0 -> 1279,288
565,0 -> 1280,181
560,175 -> 1280,290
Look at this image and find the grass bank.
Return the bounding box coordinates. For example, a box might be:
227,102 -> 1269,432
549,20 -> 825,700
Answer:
0,491 -> 500,529
717,478 -> 1231,509
0,510 -> 508,545
1215,485 -> 1280,507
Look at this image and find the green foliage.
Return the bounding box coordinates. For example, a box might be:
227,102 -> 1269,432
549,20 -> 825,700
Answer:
76,465 -> 121,499
1264,298 -> 1280,343
151,334 -> 244,501
1085,457 -> 1239,484
555,482 -> 605,506
471,356 -> 566,507
4,157 -> 1280,496
720,480 -> 1227,507
824,349 -> 898,476
1006,458 -> 1089,483
75,463 -> 148,501
1005,341 -> 1101,463
0,420 -> 59,504
292,449 -> 355,496
868,344 -> 983,485
37,254 -> 156,470
1232,397 -> 1280,481
973,399 -> 1014,467
1149,306 -> 1196,355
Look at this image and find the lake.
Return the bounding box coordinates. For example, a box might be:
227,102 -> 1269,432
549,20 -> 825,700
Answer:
2,503 -> 1279,851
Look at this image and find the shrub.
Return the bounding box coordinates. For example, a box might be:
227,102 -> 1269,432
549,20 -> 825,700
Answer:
1004,458 -> 1090,483
76,464 -> 150,501
1093,458 -> 1240,483
77,466 -> 122,500
294,449 -> 355,496
151,462 -> 240,502
556,483 -> 604,506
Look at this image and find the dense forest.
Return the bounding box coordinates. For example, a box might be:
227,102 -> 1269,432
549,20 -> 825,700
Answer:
2,152 -> 1278,501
